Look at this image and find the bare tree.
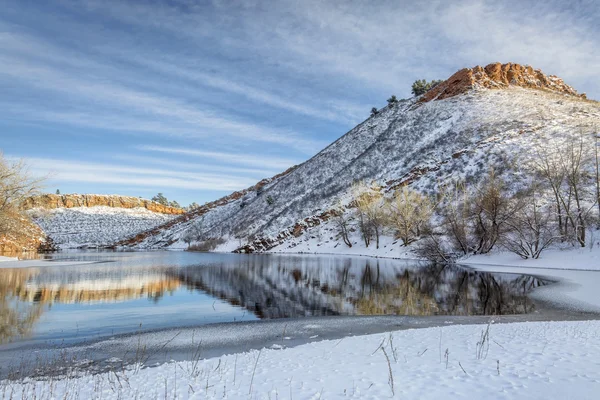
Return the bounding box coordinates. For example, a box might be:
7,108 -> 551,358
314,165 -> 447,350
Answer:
502,186 -> 559,259
353,182 -> 386,248
438,181 -> 477,256
388,187 -> 434,246
533,146 -> 569,239
0,154 -> 44,238
471,169 -> 519,254
333,204 -> 352,247
181,218 -> 204,247
533,132 -> 597,246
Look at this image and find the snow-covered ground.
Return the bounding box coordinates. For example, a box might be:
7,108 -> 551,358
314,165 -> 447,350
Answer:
0,256 -> 17,262
463,247 -> 600,271
266,221 -> 600,269
3,320 -> 600,399
27,206 -> 176,249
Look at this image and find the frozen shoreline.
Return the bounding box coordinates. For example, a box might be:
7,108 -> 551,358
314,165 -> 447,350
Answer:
3,319 -> 600,399
2,248 -> 600,399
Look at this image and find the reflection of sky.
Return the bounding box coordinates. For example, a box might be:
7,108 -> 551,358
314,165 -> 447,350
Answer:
34,288 -> 255,343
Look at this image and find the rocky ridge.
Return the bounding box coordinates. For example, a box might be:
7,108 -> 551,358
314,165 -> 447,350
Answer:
421,62 -> 586,102
21,194 -> 184,215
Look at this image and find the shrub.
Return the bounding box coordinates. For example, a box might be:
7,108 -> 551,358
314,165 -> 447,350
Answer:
411,79 -> 443,96
187,237 -> 226,252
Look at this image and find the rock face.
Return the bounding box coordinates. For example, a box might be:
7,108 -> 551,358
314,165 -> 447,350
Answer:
21,194 -> 185,215
421,62 -> 586,102
0,214 -> 52,255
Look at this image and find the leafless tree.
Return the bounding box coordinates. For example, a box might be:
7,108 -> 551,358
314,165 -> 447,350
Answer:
438,181 -> 477,256
388,187 -> 434,246
533,132 -> 597,246
471,169 -> 520,254
0,153 -> 44,238
333,205 -> 352,247
353,182 -> 386,248
502,186 -> 559,259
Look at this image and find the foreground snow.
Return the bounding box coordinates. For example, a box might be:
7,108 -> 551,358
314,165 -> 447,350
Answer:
3,320 -> 600,399
0,256 -> 17,262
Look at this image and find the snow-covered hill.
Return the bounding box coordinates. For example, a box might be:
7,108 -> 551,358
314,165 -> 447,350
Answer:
119,63 -> 600,252
27,206 -> 176,249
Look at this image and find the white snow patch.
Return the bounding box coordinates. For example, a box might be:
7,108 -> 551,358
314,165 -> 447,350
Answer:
5,320 -> 600,399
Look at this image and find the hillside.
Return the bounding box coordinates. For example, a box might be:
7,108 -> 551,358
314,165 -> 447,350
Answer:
24,194 -> 183,249
116,62 -> 600,253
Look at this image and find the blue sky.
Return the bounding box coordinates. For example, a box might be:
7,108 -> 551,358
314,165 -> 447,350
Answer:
1,0 -> 599,206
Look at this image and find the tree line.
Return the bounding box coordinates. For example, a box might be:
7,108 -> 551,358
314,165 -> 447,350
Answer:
337,131 -> 600,262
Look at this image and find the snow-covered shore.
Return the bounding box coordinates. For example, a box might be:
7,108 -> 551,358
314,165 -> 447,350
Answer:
2,245 -> 599,398
3,320 -> 600,399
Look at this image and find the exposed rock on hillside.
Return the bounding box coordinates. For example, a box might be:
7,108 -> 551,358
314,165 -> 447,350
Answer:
0,214 -> 52,256
21,194 -> 184,215
421,62 -> 586,102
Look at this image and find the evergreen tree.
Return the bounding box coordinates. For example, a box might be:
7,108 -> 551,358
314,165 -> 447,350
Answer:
411,79 -> 443,96
370,107 -> 379,116
152,193 -> 168,206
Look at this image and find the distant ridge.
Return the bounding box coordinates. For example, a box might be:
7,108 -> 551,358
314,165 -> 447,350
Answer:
21,194 -> 185,215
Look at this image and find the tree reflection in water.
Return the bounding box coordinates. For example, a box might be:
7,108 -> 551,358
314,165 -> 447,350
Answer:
176,259 -> 545,319
0,255 -> 546,344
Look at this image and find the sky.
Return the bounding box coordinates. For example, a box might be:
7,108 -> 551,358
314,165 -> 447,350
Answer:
1,0 -> 599,206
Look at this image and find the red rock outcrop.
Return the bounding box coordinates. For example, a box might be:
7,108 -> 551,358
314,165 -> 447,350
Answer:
421,62 -> 586,102
0,214 -> 52,255
20,194 -> 185,215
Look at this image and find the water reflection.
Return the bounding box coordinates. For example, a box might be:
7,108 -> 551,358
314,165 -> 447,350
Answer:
176,257 -> 545,319
0,253 -> 546,344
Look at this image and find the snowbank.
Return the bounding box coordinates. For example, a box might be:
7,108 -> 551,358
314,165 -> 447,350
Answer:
4,320 -> 600,399
0,255 -> 17,262
462,247 -> 600,271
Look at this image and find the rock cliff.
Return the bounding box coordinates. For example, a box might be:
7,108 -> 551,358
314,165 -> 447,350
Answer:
21,194 -> 184,215
421,62 -> 586,102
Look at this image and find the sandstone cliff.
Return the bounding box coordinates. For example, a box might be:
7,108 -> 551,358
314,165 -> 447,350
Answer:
421,62 -> 586,102
21,194 -> 185,215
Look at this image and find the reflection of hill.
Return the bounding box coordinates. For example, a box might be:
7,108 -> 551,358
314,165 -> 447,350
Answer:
19,276 -> 180,304
176,259 -> 545,319
0,268 -> 44,344
0,266 -> 181,343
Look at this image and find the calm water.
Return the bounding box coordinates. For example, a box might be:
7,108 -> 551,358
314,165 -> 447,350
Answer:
0,251 -> 546,345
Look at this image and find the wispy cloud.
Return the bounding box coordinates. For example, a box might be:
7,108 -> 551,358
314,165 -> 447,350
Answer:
21,157 -> 259,191
0,53 -> 323,154
137,145 -> 299,171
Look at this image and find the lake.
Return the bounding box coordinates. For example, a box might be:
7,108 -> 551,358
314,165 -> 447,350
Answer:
0,251 -> 546,346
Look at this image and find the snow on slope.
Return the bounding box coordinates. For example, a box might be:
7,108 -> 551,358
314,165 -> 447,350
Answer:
129,85 -> 598,252
27,206 -> 176,249
5,320 -> 600,399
